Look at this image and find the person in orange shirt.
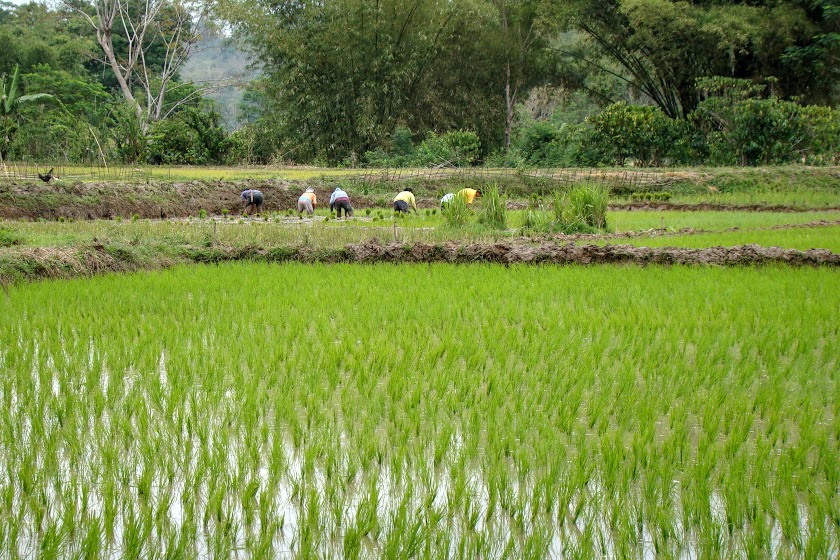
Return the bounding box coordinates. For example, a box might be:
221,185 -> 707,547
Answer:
458,188 -> 481,205
298,188 -> 317,217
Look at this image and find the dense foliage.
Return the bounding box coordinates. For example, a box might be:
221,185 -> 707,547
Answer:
0,1 -> 231,165
510,83 -> 840,167
0,0 -> 837,166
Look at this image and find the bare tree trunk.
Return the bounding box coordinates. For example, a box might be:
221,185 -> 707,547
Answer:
69,0 -> 202,133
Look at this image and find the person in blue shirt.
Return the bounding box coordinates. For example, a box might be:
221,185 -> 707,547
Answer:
241,189 -> 264,215
329,187 -> 354,218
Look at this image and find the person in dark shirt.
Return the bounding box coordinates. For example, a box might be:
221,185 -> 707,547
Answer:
329,187 -> 354,218
241,189 -> 264,215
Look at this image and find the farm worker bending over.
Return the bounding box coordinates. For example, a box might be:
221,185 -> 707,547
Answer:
329,187 -> 354,218
298,188 -> 317,216
440,192 -> 455,207
458,188 -> 481,205
394,188 -> 418,214
241,189 -> 264,215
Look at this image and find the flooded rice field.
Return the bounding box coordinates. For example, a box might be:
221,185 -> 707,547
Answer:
1,263 -> 838,558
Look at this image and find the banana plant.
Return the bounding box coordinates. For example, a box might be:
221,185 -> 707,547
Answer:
1,65 -> 59,161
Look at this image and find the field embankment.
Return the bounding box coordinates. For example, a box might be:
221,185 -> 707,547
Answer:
2,239 -> 838,285
0,179 -> 314,220
1,165 -> 838,219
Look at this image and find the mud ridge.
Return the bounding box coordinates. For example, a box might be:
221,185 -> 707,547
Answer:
0,179 -> 379,220
4,240 -> 837,286
339,240 -> 840,266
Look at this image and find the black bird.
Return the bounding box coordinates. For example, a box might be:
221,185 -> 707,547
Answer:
38,168 -> 54,182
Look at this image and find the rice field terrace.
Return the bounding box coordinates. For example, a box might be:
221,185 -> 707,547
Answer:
2,263 -> 839,559
1,166 -> 838,558
4,210 -> 840,251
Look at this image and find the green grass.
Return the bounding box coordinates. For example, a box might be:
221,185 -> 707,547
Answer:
597,225 -> 840,252
1,263 -> 838,557
5,210 -> 838,249
662,190 -> 840,207
611,210 -> 840,232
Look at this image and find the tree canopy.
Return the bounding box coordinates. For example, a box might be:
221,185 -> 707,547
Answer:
0,0 -> 835,165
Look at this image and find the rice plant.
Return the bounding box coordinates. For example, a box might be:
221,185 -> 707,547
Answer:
441,192 -> 470,228
554,183 -> 609,233
477,184 -> 507,230
0,262 -> 838,558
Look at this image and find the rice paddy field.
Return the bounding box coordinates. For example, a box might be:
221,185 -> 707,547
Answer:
2,263 -> 839,559
4,210 -> 840,252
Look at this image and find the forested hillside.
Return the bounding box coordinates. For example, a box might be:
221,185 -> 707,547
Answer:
0,0 -> 837,166
180,27 -> 255,130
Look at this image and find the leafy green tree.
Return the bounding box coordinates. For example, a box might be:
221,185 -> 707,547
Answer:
1,65 -> 60,161
569,0 -> 831,117
691,77 -> 838,165
9,65 -> 111,162
490,0 -> 558,150
221,0 -> 516,163
147,105 -> 230,164
781,0 -> 840,105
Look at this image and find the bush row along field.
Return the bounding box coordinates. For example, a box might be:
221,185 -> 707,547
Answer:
2,211 -> 839,253
1,263 -> 838,558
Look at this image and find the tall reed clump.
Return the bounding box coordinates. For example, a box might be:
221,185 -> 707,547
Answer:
442,191 -> 469,228
477,184 -> 507,230
554,183 -> 609,233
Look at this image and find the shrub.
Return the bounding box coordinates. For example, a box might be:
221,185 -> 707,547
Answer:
363,125 -> 416,167
513,121 -> 604,167
554,184 -> 609,233
412,130 -> 481,167
691,77 -> 840,165
587,102 -> 686,166
0,226 -> 23,247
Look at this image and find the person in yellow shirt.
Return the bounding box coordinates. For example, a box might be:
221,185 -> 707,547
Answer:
458,188 -> 481,205
393,188 -> 418,214
297,188 -> 317,217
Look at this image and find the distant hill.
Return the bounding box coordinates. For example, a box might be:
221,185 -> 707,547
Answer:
181,28 -> 258,130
